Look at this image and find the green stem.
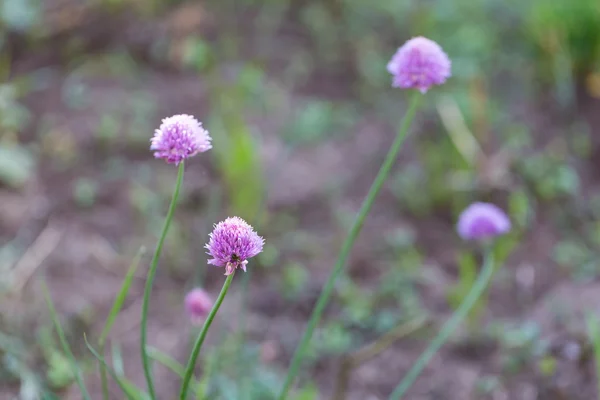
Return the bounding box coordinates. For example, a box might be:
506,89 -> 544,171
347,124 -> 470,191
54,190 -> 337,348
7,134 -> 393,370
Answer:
141,161 -> 185,399
100,353 -> 110,400
179,272 -> 236,400
277,92 -> 423,400
389,251 -> 496,399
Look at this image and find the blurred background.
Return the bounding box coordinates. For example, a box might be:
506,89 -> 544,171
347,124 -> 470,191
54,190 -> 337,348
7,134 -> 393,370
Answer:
0,0 -> 600,398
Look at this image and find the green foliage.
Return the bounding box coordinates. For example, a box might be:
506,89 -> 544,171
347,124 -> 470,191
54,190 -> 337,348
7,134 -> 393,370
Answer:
282,100 -> 356,146
209,67 -> 265,221
552,240 -> 598,281
43,284 -> 91,399
490,321 -> 548,374
474,375 -> 503,396
519,155 -> 581,201
181,37 -> 214,72
528,0 -> 600,78
0,0 -> 41,32
508,189 -> 534,229
281,262 -> 309,300
0,143 -> 35,188
98,247 -> 145,399
447,252 -> 480,322
72,178 -> 98,208
587,313 -> 600,400
311,321 -> 354,358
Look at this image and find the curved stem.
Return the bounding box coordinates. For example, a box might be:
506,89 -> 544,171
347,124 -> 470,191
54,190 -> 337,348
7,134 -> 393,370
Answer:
179,272 -> 236,400
277,92 -> 423,400
141,161 -> 185,399
389,250 -> 496,400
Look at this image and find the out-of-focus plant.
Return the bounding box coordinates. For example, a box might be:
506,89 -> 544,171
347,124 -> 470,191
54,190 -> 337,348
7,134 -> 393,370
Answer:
279,36 -> 451,399
390,202 -> 511,399
586,313 -> 600,400
489,321 -> 548,374
208,67 -> 265,222
0,0 -> 41,33
527,0 -> 600,102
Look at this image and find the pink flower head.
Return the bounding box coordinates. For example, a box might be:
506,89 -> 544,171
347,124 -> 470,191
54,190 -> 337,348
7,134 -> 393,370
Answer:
184,288 -> 212,323
205,217 -> 264,275
387,36 -> 451,93
150,114 -> 212,164
457,202 -> 511,241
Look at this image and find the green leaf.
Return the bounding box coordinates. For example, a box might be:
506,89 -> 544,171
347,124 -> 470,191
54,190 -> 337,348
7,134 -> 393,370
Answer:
212,115 -> 264,221
1,0 -> 41,32
146,346 -> 202,398
447,251 -> 487,325
508,189 -> 533,228
99,246 -> 146,346
43,283 -> 92,400
84,335 -> 147,400
98,246 -> 145,400
46,350 -> 74,388
586,312 -> 600,400
0,144 -> 36,188
147,347 -> 186,377
111,341 -> 125,376
292,383 -> 319,400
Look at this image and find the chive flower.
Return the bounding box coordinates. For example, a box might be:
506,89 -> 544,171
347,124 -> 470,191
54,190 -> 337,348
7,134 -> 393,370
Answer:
184,288 -> 212,323
150,114 -> 212,164
205,217 -> 264,275
387,36 -> 451,93
457,202 -> 511,240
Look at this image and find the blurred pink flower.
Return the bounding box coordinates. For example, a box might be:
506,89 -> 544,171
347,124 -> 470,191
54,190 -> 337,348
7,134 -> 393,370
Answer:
387,36 -> 451,93
185,288 -> 212,323
457,202 -> 511,241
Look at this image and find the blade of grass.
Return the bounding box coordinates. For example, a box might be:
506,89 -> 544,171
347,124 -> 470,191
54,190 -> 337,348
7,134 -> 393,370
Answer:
111,341 -> 125,376
100,246 -> 147,345
147,346 -> 186,376
84,334 -> 147,400
147,346 -> 202,397
99,246 -> 146,400
42,283 -> 92,400
586,312 -> 600,400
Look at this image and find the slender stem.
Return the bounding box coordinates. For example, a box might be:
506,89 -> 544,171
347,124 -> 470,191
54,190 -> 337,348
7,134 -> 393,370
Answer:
389,251 -> 496,399
141,162 -> 185,399
277,92 -> 423,400
100,357 -> 110,400
179,272 -> 236,400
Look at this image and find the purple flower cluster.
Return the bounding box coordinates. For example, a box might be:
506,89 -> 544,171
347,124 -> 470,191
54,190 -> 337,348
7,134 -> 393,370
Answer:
457,202 -> 511,241
387,36 -> 451,93
150,114 -> 212,165
205,217 -> 265,275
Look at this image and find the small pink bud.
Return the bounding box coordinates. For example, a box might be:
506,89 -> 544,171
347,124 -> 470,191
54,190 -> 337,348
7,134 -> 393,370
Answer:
184,288 -> 212,324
